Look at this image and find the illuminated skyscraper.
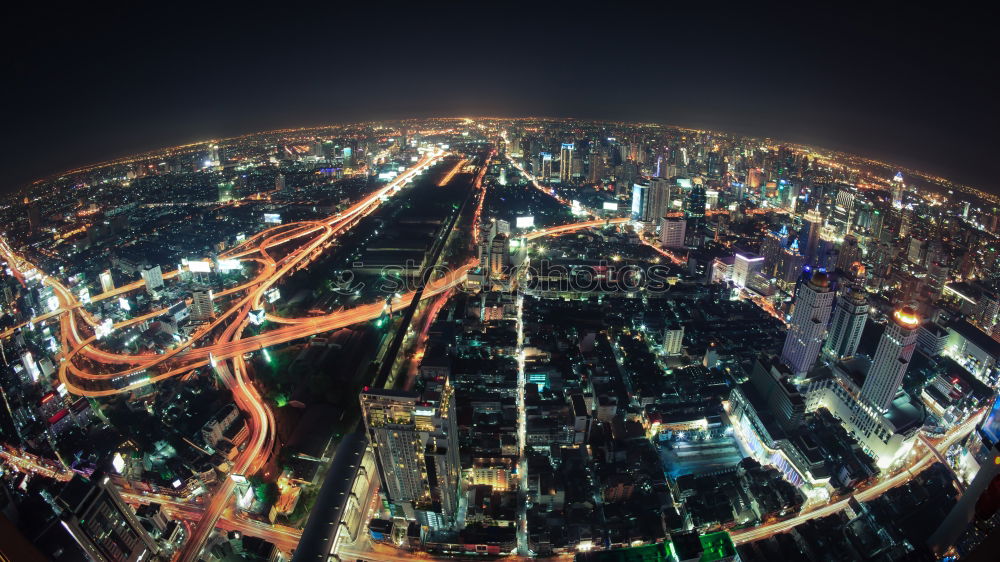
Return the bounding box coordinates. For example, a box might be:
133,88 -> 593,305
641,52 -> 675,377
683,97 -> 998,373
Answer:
891,171 -> 905,207
823,284 -> 869,360
631,179 -> 649,221
801,209 -> 823,265
361,381 -> 461,530
686,185 -> 707,234
861,306 -> 920,412
559,142 -> 574,183
780,270 -> 834,375
539,152 -> 553,183
647,178 -> 672,224
660,218 -> 686,248
732,252 -> 765,289
190,289 -> 214,321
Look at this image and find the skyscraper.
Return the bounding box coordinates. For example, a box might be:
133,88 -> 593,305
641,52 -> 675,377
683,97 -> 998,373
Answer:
732,252 -> 765,289
824,284 -> 869,360
861,306 -> 920,412
361,380 -> 461,530
539,152 -> 553,183
686,185 -> 706,235
559,143 -> 574,183
190,289 -> 215,321
801,209 -> 823,265
140,265 -> 164,292
660,218 -> 686,249
647,178 -> 672,224
26,197 -> 42,232
54,473 -> 160,562
891,171 -> 905,207
780,270 -> 835,375
630,179 -> 649,221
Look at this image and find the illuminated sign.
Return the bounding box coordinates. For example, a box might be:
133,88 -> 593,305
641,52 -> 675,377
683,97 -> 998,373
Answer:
95,318 -> 114,340
263,213 -> 282,224
112,452 -> 126,474
602,202 -> 619,211
265,287 -> 281,303
248,309 -> 266,325
187,260 -> 211,273
217,259 -> 242,272
515,216 -> 535,229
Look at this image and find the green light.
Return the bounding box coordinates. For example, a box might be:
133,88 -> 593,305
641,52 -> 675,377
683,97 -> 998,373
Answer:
262,348 -> 271,363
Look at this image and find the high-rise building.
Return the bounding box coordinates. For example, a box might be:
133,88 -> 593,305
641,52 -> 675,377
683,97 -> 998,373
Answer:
559,143 -> 574,183
891,171 -> 905,207
54,473 -> 161,562
663,324 -> 684,356
190,289 -> 214,321
588,150 -> 605,183
539,152 -> 553,183
630,180 -> 649,222
361,381 -> 461,530
801,209 -> 823,265
686,185 -> 707,235
26,197 -> 42,232
824,284 -> 869,360
646,178 -> 672,224
780,270 -> 835,375
660,218 -> 686,249
275,173 -> 286,191
140,265 -> 164,292
99,269 -> 115,293
861,306 -> 920,412
732,252 -> 765,289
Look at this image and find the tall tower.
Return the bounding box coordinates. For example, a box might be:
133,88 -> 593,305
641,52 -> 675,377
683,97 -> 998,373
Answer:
780,270 -> 835,375
891,171 -> 905,207
802,209 -> 823,265
824,284 -> 869,360
559,143 -> 575,183
861,306 -> 920,412
686,185 -> 707,234
361,380 -> 461,530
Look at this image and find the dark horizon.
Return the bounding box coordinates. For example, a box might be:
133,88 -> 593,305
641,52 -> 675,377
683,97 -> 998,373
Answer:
5,4 -> 997,195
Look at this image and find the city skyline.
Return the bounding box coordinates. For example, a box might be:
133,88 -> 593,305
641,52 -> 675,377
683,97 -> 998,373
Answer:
3,5 -> 997,197
4,9 -> 1000,562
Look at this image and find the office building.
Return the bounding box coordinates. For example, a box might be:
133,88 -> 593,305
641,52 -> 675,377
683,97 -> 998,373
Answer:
780,270 -> 835,375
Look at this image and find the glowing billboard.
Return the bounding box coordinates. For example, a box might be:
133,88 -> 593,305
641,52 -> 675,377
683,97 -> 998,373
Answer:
187,260 -> 211,273
603,201 -> 619,211
263,213 -> 282,224
515,216 -> 535,229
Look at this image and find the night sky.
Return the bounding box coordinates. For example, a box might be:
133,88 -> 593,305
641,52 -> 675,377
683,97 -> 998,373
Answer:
5,5 -> 997,195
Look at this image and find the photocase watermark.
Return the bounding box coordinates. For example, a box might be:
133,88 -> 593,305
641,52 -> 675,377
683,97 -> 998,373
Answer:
327,260 -> 674,297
